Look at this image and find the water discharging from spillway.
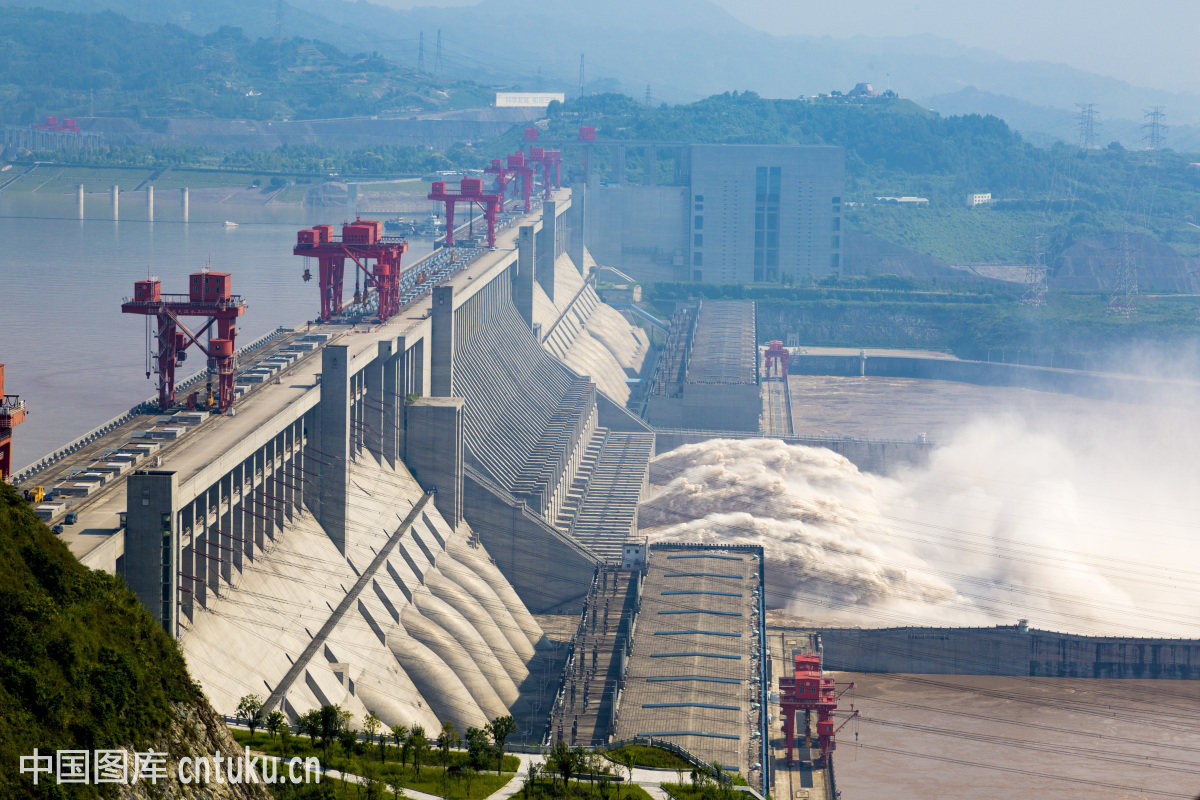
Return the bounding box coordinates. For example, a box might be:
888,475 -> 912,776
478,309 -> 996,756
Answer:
641,410 -> 1200,637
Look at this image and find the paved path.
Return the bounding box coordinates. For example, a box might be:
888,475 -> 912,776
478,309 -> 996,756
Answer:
246,744 -> 680,800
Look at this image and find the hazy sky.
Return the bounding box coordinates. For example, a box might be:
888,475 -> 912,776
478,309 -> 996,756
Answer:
713,0 -> 1199,94
375,0 -> 1200,94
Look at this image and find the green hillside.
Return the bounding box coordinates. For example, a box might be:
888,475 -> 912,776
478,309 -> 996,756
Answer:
0,6 -> 491,124
537,92 -> 1200,265
0,482 -> 203,797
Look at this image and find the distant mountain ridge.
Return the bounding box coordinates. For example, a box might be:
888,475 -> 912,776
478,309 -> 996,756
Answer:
0,5 -> 490,123
4,0 -> 1195,146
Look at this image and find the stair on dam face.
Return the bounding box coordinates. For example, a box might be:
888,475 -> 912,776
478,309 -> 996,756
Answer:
554,428 -> 606,532
567,431 -> 654,563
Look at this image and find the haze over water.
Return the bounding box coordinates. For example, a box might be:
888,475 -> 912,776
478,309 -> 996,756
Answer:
0,192 -> 432,469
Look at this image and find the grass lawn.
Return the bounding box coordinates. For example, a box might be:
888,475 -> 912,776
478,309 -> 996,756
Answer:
602,745 -> 692,771
660,782 -> 758,800
520,778 -> 655,800
233,730 -> 516,800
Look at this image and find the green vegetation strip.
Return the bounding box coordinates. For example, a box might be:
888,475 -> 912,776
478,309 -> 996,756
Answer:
232,730 -> 516,800
603,744 -> 693,771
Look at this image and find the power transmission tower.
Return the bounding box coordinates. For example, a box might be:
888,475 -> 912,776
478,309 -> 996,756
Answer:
1021,232 -> 1048,308
274,0 -> 284,78
1107,232 -> 1139,317
1143,106 -> 1167,151
579,53 -> 585,95
645,84 -> 652,105
435,30 -> 442,75
1075,103 -> 1098,149
417,32 -> 425,73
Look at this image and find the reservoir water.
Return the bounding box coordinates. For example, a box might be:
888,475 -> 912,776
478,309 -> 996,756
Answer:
0,191 -> 433,470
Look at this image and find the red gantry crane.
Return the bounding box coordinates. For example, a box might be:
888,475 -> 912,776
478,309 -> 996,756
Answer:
293,219 -> 409,323
504,152 -> 535,213
427,178 -> 502,249
0,364 -> 27,482
764,340 -> 790,378
121,272 -> 247,413
779,652 -> 856,766
528,146 -> 562,199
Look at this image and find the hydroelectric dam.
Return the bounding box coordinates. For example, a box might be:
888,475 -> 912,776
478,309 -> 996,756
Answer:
22,190 -> 666,738
9,175 -> 1200,800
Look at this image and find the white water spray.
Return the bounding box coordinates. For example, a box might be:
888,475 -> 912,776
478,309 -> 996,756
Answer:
641,407 -> 1200,636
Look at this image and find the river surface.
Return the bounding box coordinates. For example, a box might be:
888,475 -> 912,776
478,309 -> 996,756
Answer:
0,192 -> 433,470
831,671 -> 1200,800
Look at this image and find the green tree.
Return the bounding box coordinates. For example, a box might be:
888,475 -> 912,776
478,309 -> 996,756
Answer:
316,703 -> 346,760
267,710 -> 287,744
236,694 -> 264,741
486,714 -> 517,774
364,711 -> 385,762
548,740 -> 579,791
408,725 -> 428,777
339,727 -> 359,757
619,751 -> 636,800
391,723 -> 409,763
298,709 -> 321,751
522,761 -> 540,798
465,726 -> 491,770
437,720 -> 458,774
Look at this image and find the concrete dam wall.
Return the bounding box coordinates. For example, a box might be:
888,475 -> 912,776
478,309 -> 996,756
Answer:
180,453 -> 544,732
451,232 -> 653,609
817,626 -> 1200,679
112,189 -> 660,729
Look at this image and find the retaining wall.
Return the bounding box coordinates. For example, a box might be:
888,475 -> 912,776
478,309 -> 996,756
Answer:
814,625 -> 1200,679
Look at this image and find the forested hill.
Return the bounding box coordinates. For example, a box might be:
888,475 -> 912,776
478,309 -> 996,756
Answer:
0,481 -> 270,797
542,92 -> 1200,262
0,6 -> 491,124
553,92 -> 1199,211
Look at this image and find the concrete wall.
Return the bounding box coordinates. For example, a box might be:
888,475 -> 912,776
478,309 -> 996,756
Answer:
585,183 -> 689,281
646,383 -> 761,432
690,144 -> 844,284
816,626 -> 1200,679
462,468 -> 599,614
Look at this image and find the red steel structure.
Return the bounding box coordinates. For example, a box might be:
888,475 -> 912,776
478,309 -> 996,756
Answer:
0,364 -> 27,482
505,152 -> 535,213
763,340 -> 790,378
528,146 -> 562,199
293,219 -> 409,323
484,157 -> 523,211
578,126 -> 596,178
121,272 -> 247,413
427,178 -> 502,248
33,115 -> 80,133
778,653 -> 855,766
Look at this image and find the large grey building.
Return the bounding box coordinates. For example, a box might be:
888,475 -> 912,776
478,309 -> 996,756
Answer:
584,143 -> 844,284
